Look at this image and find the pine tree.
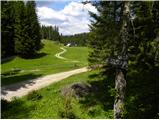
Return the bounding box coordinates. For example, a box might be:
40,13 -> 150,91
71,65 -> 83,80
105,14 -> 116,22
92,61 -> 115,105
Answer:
88,1 -> 158,118
25,1 -> 42,54
1,1 -> 15,58
88,1 -> 124,66
40,25 -> 60,41
2,1 -> 42,58
14,1 -> 28,57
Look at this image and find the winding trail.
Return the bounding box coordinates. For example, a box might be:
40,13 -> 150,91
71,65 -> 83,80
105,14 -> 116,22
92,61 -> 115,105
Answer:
55,47 -> 79,63
55,47 -> 67,60
2,67 -> 88,101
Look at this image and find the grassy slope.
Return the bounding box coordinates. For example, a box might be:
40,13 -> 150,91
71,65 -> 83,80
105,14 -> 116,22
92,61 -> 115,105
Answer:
2,67 -> 158,119
1,40 -> 89,86
1,70 -> 113,119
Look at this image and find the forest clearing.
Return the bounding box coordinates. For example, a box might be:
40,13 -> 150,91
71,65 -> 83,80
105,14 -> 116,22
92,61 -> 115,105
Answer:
1,0 -> 159,119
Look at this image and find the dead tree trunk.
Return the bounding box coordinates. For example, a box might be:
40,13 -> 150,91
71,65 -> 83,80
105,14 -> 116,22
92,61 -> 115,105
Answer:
114,1 -> 130,119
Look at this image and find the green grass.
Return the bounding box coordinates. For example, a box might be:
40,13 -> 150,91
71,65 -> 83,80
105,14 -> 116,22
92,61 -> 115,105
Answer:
1,70 -> 114,119
1,64 -> 158,119
63,47 -> 89,64
1,40 -> 89,86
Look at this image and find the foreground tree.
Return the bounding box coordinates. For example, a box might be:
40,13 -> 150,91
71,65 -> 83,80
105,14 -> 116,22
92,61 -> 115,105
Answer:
23,1 -> 42,57
113,2 -> 130,118
1,1 -> 15,58
14,1 -> 28,57
88,1 -> 158,118
1,1 -> 42,58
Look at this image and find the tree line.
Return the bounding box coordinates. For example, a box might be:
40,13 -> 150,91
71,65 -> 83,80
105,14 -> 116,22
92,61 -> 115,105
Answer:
40,25 -> 61,41
88,1 -> 158,118
60,33 -> 89,46
2,0 -> 88,59
2,1 -> 41,58
40,25 -> 89,47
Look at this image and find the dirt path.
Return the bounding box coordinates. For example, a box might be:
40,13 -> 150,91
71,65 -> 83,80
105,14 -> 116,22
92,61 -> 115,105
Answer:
55,47 -> 67,60
2,67 -> 88,101
55,47 -> 79,63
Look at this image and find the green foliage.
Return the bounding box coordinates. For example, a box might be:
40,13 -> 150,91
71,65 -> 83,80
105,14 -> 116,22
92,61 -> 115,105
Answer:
27,90 -> 42,101
88,1 -> 124,66
14,1 -> 28,57
59,91 -> 77,119
1,99 -> 10,111
1,70 -> 114,119
1,98 -> 34,119
1,1 -> 15,58
61,33 -> 89,46
123,67 -> 159,118
88,1 -> 159,119
1,1 -> 42,58
1,40 -> 89,86
41,25 -> 60,41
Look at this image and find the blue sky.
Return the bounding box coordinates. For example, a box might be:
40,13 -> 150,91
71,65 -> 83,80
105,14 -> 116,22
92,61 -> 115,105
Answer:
36,1 -> 98,35
36,1 -> 71,10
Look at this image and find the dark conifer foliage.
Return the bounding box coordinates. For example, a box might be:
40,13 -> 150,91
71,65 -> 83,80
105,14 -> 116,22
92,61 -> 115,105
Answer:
1,1 -> 15,58
40,25 -> 60,41
88,1 -> 159,118
24,1 -> 42,56
14,1 -> 28,57
1,1 -> 42,58
61,33 -> 89,46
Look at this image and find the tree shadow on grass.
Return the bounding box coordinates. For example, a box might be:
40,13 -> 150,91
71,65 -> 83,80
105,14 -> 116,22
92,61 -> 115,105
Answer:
124,66 -> 159,119
79,66 -> 159,119
79,68 -> 115,114
1,73 -> 42,95
1,69 -> 22,77
21,52 -> 48,59
1,56 -> 16,64
1,98 -> 35,119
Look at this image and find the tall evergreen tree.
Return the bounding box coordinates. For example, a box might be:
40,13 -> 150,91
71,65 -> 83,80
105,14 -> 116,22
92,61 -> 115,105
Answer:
1,1 -> 15,58
88,1 -> 158,118
25,1 -> 42,55
2,1 -> 42,58
40,25 -> 60,41
14,1 -> 28,57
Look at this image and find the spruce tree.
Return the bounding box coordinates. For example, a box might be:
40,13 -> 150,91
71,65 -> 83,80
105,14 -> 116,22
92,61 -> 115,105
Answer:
1,1 -> 15,58
88,1 -> 158,118
25,1 -> 42,55
14,1 -> 28,57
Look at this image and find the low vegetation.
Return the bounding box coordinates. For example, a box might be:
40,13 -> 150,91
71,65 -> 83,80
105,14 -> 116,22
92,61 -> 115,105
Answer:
1,70 -> 113,119
1,40 -> 89,86
2,65 -> 157,119
1,1 -> 158,119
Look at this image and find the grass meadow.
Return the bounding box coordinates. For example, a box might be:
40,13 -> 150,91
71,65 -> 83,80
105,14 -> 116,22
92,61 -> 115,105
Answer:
1,40 -> 89,86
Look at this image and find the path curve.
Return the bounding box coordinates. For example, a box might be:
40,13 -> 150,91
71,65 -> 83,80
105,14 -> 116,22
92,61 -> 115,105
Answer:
2,67 -> 88,101
55,47 -> 67,60
55,47 -> 79,63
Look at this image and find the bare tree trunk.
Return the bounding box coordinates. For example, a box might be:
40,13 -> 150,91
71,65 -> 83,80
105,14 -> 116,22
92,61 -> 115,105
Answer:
114,1 -> 130,119
114,69 -> 126,118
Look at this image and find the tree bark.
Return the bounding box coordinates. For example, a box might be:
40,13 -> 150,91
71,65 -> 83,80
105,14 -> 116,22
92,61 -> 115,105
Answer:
114,1 -> 130,118
114,69 -> 126,118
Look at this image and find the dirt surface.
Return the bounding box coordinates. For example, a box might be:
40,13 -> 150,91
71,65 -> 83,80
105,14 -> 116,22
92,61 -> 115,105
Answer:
55,47 -> 67,60
55,47 -> 79,62
2,67 -> 88,101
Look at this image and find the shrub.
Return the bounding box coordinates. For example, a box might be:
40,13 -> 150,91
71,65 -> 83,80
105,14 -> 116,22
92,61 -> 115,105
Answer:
27,90 -> 42,101
1,99 -> 10,111
59,90 -> 77,119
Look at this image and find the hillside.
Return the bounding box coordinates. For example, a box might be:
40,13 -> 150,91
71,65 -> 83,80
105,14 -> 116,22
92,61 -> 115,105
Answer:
1,40 -> 89,86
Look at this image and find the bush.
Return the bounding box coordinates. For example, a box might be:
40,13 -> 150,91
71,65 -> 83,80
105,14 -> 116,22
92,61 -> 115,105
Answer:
1,99 -> 10,111
59,90 -> 77,119
27,90 -> 42,101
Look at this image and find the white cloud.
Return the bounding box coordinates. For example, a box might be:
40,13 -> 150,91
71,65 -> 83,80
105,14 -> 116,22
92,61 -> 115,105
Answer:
37,1 -> 98,35
37,7 -> 67,21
